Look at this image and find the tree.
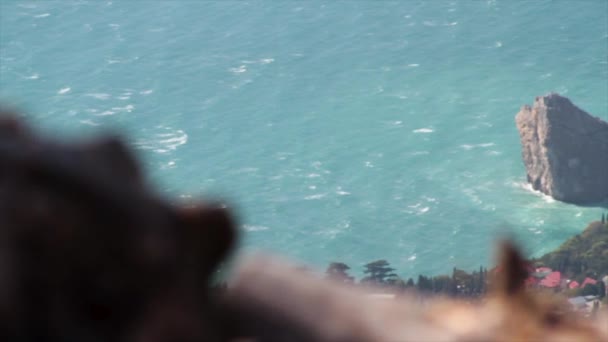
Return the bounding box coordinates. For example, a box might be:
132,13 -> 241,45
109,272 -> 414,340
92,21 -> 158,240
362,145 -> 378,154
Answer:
361,260 -> 397,286
580,283 -> 599,296
325,262 -> 354,284
598,280 -> 606,299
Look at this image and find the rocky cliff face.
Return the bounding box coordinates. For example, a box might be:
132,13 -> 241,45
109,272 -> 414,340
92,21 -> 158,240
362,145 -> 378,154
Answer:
515,93 -> 608,204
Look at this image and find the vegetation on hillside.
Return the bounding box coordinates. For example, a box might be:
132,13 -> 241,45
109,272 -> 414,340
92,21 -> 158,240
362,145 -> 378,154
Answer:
537,220 -> 608,282
325,217 -> 608,299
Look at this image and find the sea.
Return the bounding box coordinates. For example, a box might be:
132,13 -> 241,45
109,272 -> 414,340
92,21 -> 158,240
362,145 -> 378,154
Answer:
1,0 -> 607,278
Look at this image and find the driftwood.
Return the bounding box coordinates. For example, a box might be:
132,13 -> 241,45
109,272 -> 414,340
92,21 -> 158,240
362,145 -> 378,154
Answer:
1,112 -> 606,341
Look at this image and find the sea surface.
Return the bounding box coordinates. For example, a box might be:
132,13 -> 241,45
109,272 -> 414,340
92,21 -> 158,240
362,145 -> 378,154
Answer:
1,1 -> 607,278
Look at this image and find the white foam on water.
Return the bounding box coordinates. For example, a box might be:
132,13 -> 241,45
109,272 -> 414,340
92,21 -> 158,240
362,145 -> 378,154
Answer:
96,110 -> 116,116
444,21 -> 458,26
25,73 -> 39,80
80,119 -> 99,126
58,87 -> 71,94
33,13 -> 50,18
423,196 -> 437,203
229,65 -> 247,73
139,89 -> 154,95
364,161 -> 374,168
85,93 -> 111,100
494,41 -> 503,48
407,63 -> 419,67
413,128 -> 433,133
460,142 -> 495,150
134,126 -> 188,153
513,181 -> 556,203
306,173 -> 321,178
244,225 -> 269,232
304,193 -> 326,200
408,254 -> 417,261
111,104 -> 134,112
411,151 -> 429,155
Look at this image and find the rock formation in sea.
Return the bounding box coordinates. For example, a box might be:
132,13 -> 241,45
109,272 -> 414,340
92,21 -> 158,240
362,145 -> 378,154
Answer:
515,93 -> 608,204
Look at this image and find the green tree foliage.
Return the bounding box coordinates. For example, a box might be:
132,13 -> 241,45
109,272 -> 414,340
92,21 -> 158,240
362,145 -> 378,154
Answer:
597,281 -> 606,299
538,221 -> 608,280
580,283 -> 599,296
325,262 -> 355,284
361,260 -> 398,286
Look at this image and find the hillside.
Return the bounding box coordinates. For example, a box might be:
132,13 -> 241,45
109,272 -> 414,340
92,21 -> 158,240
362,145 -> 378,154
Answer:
538,221 -> 608,281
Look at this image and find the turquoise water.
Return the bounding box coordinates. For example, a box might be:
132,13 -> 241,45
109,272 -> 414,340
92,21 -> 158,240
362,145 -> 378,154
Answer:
1,1 -> 607,278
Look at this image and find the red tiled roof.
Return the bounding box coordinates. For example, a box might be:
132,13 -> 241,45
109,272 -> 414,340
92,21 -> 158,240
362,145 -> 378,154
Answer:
581,277 -> 597,287
569,280 -> 580,289
539,271 -> 561,288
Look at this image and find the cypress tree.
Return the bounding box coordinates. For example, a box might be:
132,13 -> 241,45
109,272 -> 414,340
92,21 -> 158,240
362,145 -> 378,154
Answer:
325,262 -> 355,284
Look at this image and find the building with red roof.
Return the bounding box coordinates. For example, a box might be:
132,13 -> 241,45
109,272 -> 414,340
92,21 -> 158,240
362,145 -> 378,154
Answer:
568,280 -> 580,289
581,277 -> 597,288
539,271 -> 561,288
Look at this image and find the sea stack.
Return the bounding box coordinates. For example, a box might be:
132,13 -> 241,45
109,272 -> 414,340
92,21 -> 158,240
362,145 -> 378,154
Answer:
515,93 -> 608,204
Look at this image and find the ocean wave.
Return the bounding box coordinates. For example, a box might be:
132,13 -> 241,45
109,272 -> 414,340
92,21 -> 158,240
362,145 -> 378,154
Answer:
229,65 -> 247,74
244,225 -> 269,232
134,126 -> 188,154
58,87 -> 71,94
96,110 -> 116,116
85,93 -> 111,100
405,203 -> 430,215
413,128 -> 433,133
512,181 -> 556,203
80,119 -> 99,126
460,142 -> 495,150
304,193 -> 326,200
33,13 -> 50,18
111,104 -> 134,113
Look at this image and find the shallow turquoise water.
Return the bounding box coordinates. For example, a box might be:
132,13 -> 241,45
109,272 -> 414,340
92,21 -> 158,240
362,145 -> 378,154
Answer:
1,0 -> 607,278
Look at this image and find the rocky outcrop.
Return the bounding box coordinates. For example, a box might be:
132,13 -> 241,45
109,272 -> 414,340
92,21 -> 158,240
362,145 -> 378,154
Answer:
515,93 -> 608,204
